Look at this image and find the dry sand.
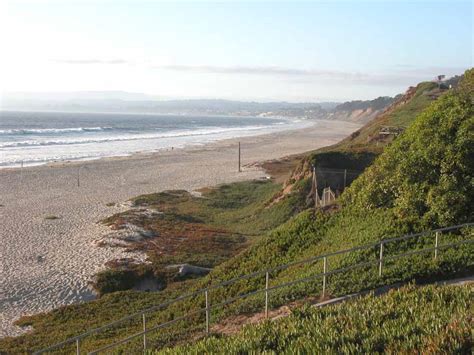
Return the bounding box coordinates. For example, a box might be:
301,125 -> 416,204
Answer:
0,119 -> 360,337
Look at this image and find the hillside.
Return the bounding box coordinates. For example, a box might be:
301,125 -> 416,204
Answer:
196,69 -> 473,301
151,69 -> 473,351
274,78 -> 455,206
1,70 -> 472,353
331,80 -> 462,153
326,96 -> 396,124
159,283 -> 473,354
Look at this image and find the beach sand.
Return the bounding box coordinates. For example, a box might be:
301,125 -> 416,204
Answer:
0,119 -> 361,337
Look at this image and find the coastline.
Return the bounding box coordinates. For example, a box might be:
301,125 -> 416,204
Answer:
0,119 -> 361,337
0,111 -> 310,170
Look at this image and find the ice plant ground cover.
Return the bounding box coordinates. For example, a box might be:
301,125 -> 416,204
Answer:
157,283 -> 473,354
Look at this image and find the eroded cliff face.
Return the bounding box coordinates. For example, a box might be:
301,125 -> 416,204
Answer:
268,157 -> 313,206
327,106 -> 381,124
326,96 -> 396,124
377,85 -> 418,115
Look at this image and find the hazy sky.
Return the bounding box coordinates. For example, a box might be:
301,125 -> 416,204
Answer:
0,0 -> 472,101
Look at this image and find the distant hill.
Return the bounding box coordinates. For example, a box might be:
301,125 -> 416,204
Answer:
334,96 -> 396,111
0,93 -> 407,123
1,75 -> 463,122
0,93 -> 329,118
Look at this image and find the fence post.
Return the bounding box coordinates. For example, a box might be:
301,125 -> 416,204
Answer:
265,272 -> 269,319
142,313 -> 147,351
238,142 -> 241,172
343,169 -> 347,189
205,290 -> 210,334
322,256 -> 327,297
76,338 -> 80,355
434,231 -> 439,259
378,242 -> 384,277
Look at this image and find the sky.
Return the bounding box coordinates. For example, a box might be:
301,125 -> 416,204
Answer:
0,0 -> 472,102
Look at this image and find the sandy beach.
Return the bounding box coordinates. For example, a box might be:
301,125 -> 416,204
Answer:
0,119 -> 360,337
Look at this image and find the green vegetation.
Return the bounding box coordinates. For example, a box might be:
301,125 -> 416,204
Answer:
1,71 -> 472,354
158,284 -> 473,354
342,83 -> 474,228
334,95 -> 395,112
125,178 -> 304,236
191,70 -> 473,319
279,79 -> 448,200
332,81 -> 442,153
93,179 -> 307,294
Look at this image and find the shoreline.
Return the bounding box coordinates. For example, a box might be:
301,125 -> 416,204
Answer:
0,120 -> 312,170
0,111 -> 310,170
0,119 -> 361,337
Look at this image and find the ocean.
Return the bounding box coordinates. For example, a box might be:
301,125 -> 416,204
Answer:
0,111 -> 311,168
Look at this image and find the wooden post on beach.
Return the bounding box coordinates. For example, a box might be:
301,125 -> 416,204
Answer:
20,160 -> 24,182
77,166 -> 81,187
238,142 -> 241,172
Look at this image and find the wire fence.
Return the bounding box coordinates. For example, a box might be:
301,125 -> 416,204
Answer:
34,222 -> 473,354
315,167 -> 363,191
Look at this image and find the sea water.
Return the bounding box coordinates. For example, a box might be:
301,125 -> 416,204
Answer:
0,111 -> 312,168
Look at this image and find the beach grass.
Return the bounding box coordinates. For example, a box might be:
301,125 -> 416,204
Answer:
93,179 -> 307,295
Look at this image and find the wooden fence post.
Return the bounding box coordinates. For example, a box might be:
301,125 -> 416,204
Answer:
205,290 -> 210,334
378,242 -> 384,277
142,313 -> 147,350
238,142 -> 241,172
265,272 -> 269,319
322,256 -> 327,297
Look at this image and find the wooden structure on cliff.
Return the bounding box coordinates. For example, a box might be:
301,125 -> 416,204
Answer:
311,166 -> 336,208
